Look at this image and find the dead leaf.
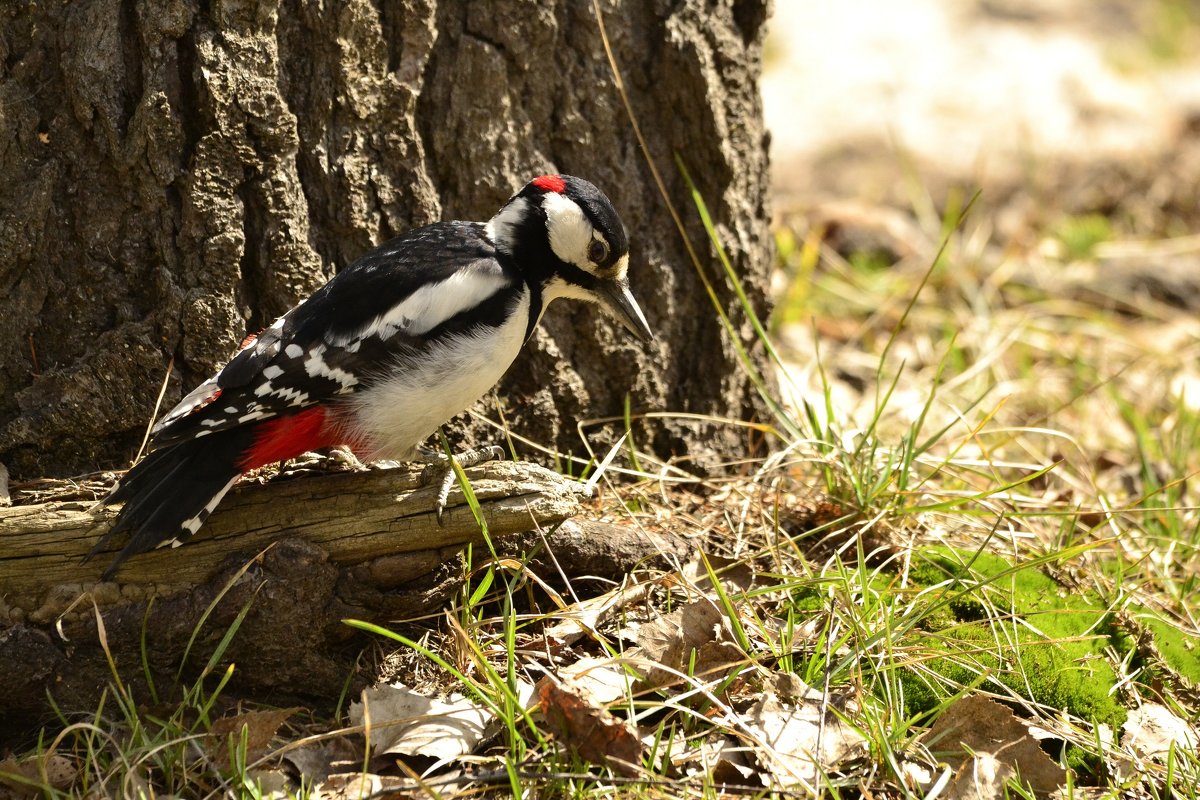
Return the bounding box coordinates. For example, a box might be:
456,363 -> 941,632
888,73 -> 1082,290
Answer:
631,598 -> 744,687
540,577 -> 655,649
245,768 -> 290,795
0,752 -> 78,797
323,771 -> 413,798
925,695 -> 1068,797
0,756 -> 38,799
678,736 -> 757,785
559,656 -> 633,705
281,736 -> 359,786
944,752 -> 1015,800
676,551 -> 755,595
1121,702 -> 1200,760
745,673 -> 867,789
898,759 -> 936,791
538,675 -> 643,777
39,756 -> 76,791
350,684 -> 491,761
208,707 -> 298,769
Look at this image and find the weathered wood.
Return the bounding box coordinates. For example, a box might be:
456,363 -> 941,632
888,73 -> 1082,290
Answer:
0,462 -> 590,729
0,461 -> 584,624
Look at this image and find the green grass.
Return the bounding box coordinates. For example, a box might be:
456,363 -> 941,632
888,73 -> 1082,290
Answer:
1052,213 -> 1113,260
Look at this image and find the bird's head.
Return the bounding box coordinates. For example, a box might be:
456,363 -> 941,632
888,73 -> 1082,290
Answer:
487,174 -> 653,342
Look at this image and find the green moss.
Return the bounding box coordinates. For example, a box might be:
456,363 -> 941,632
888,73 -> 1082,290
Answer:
1137,614 -> 1200,686
1051,214 -> 1112,260
897,548 -> 1127,727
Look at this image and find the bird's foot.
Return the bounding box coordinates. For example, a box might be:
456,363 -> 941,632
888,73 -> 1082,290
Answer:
328,445 -> 371,471
416,444 -> 506,525
284,446 -> 374,475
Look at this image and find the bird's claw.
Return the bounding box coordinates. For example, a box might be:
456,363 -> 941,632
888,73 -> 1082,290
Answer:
417,445 -> 506,525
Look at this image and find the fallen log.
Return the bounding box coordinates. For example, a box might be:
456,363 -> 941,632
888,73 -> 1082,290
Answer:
0,461 -> 585,728
1,461 -> 583,623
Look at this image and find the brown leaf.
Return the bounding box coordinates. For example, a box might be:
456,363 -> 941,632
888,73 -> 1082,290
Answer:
944,752 -> 1016,800
540,577 -> 655,650
0,755 -> 38,798
208,707 -> 298,770
676,551 -> 755,594
323,771 -> 414,798
538,675 -> 643,777
631,598 -> 744,687
40,756 -> 76,791
675,736 -> 757,785
281,736 -> 360,786
0,753 -> 77,796
925,695 -> 1068,797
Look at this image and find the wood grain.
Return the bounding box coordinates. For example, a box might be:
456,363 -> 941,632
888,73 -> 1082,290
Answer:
0,461 -> 584,620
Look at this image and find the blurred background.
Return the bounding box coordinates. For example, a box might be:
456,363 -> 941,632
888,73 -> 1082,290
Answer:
761,0 -> 1200,487
764,0 -> 1200,204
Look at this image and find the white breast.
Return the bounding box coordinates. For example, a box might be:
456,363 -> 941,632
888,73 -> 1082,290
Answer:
345,290 -> 531,460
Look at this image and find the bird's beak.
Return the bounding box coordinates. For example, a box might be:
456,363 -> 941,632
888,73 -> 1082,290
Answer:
595,279 -> 654,342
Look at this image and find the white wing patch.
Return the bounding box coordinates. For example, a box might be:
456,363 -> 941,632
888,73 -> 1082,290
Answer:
304,343 -> 358,389
154,378 -> 221,431
333,263 -> 512,345
173,476 -> 240,540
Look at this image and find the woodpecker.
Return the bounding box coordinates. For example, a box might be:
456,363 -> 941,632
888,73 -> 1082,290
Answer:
88,174 -> 653,579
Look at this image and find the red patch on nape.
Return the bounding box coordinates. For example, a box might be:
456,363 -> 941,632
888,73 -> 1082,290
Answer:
238,406 -> 341,471
532,174 -> 566,193
239,332 -> 259,350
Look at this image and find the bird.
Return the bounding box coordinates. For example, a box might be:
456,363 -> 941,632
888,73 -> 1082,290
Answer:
87,174 -> 653,579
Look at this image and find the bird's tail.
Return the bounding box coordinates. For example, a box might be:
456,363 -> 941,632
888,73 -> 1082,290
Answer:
87,427 -> 255,580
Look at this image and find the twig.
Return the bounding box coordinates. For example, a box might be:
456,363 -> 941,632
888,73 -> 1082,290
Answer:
135,354 -> 175,463
28,333 -> 39,376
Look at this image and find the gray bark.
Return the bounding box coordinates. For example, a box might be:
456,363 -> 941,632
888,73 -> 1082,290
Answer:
0,0 -> 773,478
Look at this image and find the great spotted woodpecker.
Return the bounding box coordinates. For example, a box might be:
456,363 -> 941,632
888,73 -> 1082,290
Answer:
89,175 -> 652,579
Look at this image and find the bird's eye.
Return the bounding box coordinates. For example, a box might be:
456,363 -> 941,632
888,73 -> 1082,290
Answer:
588,239 -> 608,264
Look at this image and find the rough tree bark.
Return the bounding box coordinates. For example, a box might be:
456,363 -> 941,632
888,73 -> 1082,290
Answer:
0,0 -> 772,727
0,0 -> 773,479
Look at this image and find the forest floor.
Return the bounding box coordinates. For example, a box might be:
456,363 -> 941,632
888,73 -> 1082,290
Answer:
5,1 -> 1200,798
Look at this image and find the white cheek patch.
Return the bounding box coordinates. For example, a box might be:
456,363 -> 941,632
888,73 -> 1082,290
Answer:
541,192 -> 595,269
611,253 -> 629,280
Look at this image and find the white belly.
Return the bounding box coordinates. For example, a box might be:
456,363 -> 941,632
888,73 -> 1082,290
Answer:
347,291 -> 530,460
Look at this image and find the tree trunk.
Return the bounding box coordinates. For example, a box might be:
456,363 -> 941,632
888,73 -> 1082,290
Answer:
0,0 -> 773,479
